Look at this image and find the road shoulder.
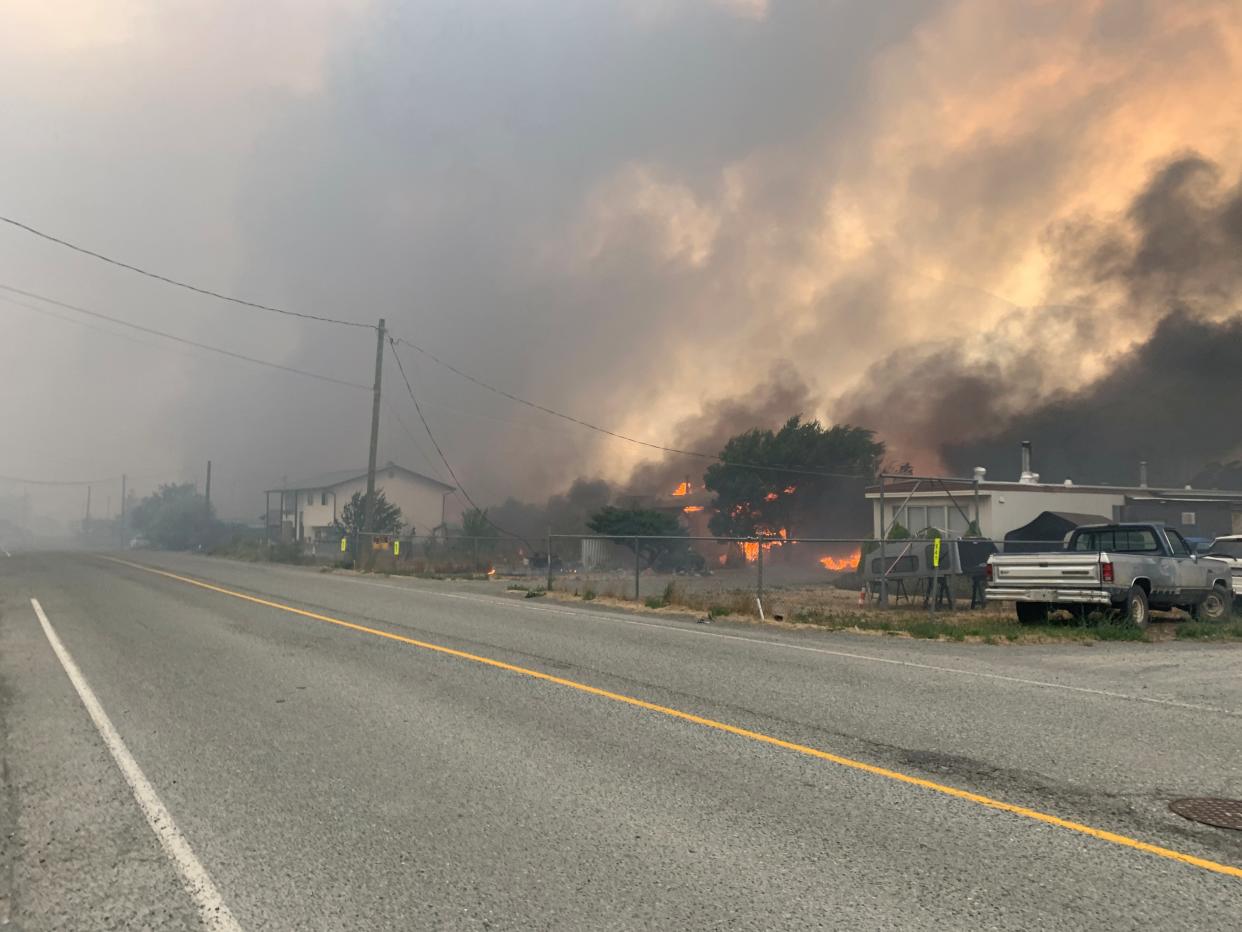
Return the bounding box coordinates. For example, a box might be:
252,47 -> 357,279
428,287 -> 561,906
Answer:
0,576 -> 204,931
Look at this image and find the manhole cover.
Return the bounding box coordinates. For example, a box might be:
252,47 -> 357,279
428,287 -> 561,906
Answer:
1169,798 -> 1242,830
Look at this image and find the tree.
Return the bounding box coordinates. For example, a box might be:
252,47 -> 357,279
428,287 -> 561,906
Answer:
129,483 -> 219,550
704,417 -> 884,539
337,490 -> 404,535
461,507 -> 492,539
587,505 -> 695,570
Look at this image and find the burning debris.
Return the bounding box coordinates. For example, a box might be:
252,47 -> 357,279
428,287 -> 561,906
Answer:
819,550 -> 861,572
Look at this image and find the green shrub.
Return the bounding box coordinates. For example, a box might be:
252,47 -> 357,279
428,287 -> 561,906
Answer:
1176,620 -> 1242,640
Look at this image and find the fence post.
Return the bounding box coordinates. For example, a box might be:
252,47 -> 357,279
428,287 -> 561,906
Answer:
634,537 -> 641,601
756,536 -> 764,608
878,477 -> 888,606
546,528 -> 553,591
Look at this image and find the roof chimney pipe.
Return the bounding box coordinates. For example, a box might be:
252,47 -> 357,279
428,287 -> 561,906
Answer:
1019,441 -> 1034,483
1139,460 -> 1148,488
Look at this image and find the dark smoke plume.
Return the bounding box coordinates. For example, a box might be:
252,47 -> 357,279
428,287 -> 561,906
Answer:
944,310 -> 1242,486
837,153 -> 1242,486
624,365 -> 815,496
484,367 -> 815,537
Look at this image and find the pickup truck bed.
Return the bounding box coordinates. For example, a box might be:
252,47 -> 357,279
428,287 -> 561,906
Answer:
986,552 -> 1113,605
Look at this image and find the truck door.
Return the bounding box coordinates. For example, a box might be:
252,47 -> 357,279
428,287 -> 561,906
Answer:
1164,529 -> 1206,600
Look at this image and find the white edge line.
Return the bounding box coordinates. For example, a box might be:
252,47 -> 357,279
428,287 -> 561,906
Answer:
30,597 -> 242,932
319,572 -> 1242,719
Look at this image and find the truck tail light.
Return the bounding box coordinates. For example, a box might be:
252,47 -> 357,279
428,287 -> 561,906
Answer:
985,562 -> 993,582
1101,560 -> 1114,583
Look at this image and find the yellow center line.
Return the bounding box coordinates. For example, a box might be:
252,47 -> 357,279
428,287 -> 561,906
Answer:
101,555 -> 1242,881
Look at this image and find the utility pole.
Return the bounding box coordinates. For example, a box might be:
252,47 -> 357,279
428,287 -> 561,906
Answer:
120,474 -> 127,526
363,318 -> 387,538
205,460 -> 212,518
85,485 -> 92,525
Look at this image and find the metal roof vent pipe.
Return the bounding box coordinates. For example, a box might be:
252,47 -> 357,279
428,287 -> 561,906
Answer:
973,466 -> 987,483
1019,441 -> 1035,483
1139,460 -> 1148,488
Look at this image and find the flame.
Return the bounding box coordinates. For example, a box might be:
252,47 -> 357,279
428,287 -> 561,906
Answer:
682,505 -> 704,513
783,485 -> 797,495
818,550 -> 861,572
739,530 -> 789,562
487,567 -> 497,577
717,553 -> 728,566
763,492 -> 779,502
671,481 -> 690,497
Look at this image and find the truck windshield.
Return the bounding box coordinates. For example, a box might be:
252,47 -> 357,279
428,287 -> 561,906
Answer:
1207,540 -> 1242,559
1071,527 -> 1161,553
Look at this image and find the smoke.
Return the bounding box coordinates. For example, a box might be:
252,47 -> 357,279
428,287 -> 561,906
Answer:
944,310 -> 1242,486
836,153 -> 1242,486
1047,154 -> 1242,316
623,365 -> 815,495
5,1 -> 1242,526
485,366 -> 814,537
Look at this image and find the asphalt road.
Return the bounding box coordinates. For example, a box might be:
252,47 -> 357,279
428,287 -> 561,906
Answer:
1,551 -> 1240,930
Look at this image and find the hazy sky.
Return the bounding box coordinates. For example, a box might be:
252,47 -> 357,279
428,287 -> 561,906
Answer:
3,1 -> 1241,523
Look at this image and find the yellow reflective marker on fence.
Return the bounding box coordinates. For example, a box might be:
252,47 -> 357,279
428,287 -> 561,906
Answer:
340,537 -> 347,553
933,537 -> 942,568
393,540 -> 400,557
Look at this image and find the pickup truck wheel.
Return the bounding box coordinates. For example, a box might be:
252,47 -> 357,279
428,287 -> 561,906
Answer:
1194,585 -> 1231,623
1016,602 -> 1049,625
1124,586 -> 1150,628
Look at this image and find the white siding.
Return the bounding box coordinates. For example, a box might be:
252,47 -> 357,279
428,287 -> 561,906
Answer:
297,468 -> 447,540
871,486 -> 1126,540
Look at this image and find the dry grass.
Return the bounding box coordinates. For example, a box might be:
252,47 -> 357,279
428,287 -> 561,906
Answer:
539,579 -> 1242,645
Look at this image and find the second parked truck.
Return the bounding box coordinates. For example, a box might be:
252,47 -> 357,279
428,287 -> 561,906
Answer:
985,523 -> 1232,626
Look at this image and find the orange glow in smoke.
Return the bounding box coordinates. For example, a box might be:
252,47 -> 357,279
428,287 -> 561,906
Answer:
819,550 -> 861,572
671,481 -> 690,497
783,485 -> 797,495
487,567 -> 497,577
764,492 -> 779,502
682,505 -> 704,513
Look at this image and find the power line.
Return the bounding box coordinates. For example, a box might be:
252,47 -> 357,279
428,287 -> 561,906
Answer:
388,336 -> 873,482
0,284 -> 372,391
0,214 -> 373,330
386,340 -> 532,547
381,398 -> 451,485
0,471 -> 122,486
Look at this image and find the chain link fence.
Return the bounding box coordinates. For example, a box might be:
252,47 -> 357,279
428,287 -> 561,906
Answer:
281,528 -> 1071,618
299,532 -> 532,576
542,533 -> 1069,617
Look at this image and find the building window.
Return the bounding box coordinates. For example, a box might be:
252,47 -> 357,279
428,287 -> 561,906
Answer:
321,492 -> 329,506
1181,511 -> 1196,526
948,506 -> 970,534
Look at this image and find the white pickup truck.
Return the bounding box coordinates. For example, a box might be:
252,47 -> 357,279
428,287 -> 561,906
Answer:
985,523 -> 1232,626
1201,535 -> 1242,606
